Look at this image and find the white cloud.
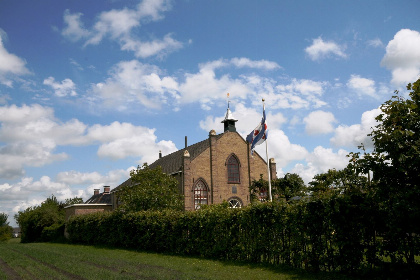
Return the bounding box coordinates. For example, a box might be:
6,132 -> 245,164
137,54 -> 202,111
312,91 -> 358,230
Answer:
0,104 -> 177,178
260,129 -> 308,168
381,29 -> 420,85
305,37 -> 347,61
137,0 -> 172,20
43,76 -> 77,97
330,108 -> 380,149
291,146 -> 349,184
367,38 -> 384,48
56,168 -> 130,188
266,79 -> 327,110
230,57 -> 281,70
62,0 -> 183,59
179,65 -> 250,105
91,60 -> 179,110
346,74 -> 377,98
121,33 -> 183,59
303,110 -> 337,135
86,121 -> 177,163
0,32 -> 30,87
0,168 -> 131,227
89,58 -> 328,112
61,10 -> 90,41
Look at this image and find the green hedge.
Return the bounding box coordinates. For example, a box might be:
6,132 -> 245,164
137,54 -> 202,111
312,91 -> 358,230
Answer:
66,194 -> 418,273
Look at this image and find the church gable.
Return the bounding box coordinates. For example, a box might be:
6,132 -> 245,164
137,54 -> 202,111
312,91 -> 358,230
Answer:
183,130 -> 269,210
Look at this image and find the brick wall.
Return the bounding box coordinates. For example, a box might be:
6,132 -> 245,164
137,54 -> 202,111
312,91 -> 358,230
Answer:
184,131 -> 270,210
64,204 -> 112,221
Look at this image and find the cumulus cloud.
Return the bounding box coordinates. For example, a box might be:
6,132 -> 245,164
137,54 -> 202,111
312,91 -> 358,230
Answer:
0,104 -> 177,178
91,57 -> 283,111
43,76 -> 77,97
346,74 -> 377,98
56,168 -> 130,188
305,37 -> 347,61
121,33 -> 183,59
92,60 -> 179,110
89,57 -> 328,112
230,57 -> 281,70
86,121 -> 177,164
291,146 -> 349,184
61,10 -> 90,41
262,79 -> 327,110
330,108 -> 381,149
381,29 -> 420,85
62,0 -> 182,58
0,31 -> 31,87
260,129 -> 308,168
304,110 -> 337,135
0,168 -> 130,227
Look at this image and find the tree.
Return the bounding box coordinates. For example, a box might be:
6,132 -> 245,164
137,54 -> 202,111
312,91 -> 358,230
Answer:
0,213 -> 13,242
308,167 -> 368,196
116,164 -> 184,212
249,174 -> 269,202
0,212 -> 8,226
64,197 -> 84,206
349,78 -> 420,264
250,173 -> 306,202
15,195 -> 84,243
273,173 -> 307,201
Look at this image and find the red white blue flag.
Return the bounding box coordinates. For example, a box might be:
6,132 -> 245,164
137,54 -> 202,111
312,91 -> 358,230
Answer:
246,107 -> 268,154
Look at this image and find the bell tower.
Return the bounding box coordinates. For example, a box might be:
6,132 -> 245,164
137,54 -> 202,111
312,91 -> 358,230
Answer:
221,101 -> 238,132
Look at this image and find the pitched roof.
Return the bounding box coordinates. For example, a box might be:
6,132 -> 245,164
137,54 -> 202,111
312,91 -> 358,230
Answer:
112,133 -> 224,192
85,193 -> 111,204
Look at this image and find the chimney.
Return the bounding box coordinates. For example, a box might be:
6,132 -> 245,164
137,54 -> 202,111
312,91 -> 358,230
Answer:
159,150 -> 162,159
103,186 -> 110,193
94,189 -> 100,195
185,136 -> 187,148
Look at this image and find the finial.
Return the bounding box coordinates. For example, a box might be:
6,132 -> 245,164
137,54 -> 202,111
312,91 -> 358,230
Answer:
262,98 -> 265,102
227,93 -> 230,108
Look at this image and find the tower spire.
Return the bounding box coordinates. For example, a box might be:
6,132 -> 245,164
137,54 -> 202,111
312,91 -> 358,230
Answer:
221,93 -> 238,132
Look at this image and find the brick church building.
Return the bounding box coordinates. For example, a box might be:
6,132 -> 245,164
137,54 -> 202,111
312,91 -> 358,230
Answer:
66,105 -> 277,221
111,105 -> 277,210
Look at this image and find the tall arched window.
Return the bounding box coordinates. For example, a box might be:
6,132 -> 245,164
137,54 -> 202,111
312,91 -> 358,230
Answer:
194,179 -> 208,210
227,154 -> 240,183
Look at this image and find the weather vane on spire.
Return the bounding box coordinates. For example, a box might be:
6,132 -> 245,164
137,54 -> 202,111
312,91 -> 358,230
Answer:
227,92 -> 230,108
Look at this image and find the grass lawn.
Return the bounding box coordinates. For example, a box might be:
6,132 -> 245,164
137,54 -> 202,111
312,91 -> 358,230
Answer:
0,238 -> 359,280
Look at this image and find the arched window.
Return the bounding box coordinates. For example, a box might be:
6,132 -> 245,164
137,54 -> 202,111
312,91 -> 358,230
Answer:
228,197 -> 243,208
227,154 -> 240,183
194,179 -> 209,210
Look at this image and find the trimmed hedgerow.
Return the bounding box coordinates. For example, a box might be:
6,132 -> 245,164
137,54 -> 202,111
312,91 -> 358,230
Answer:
65,194 -> 405,273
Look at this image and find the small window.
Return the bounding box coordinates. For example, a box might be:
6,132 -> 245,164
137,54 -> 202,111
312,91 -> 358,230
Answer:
194,180 -> 208,210
227,155 -> 240,183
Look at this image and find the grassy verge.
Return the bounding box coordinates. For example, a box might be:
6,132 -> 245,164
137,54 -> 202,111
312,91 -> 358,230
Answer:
0,239 -> 359,280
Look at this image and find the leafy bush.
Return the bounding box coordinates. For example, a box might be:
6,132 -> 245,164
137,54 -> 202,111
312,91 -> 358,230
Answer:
0,225 -> 13,242
0,212 -> 13,242
15,195 -> 82,243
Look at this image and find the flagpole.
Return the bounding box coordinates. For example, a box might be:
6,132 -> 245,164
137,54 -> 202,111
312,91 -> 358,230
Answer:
263,99 -> 272,202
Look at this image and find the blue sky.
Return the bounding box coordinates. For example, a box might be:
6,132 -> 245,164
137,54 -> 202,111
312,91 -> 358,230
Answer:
1,0 -> 419,226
